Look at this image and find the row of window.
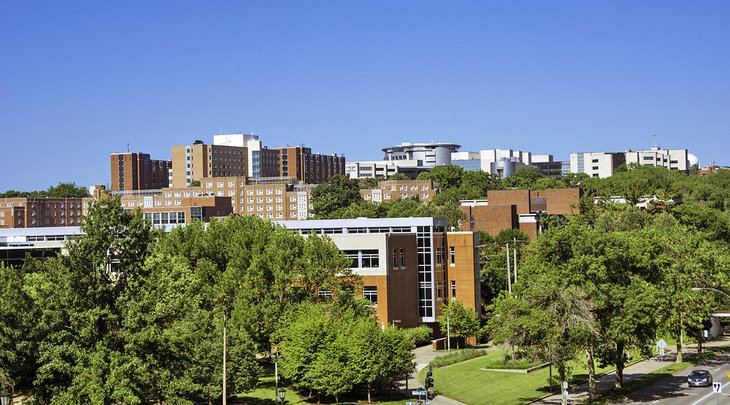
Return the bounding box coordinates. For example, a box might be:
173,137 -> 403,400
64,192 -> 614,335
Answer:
344,249 -> 380,268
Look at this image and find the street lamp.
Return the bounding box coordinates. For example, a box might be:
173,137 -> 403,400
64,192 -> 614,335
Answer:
691,287 -> 730,300
0,392 -> 11,405
277,387 -> 286,404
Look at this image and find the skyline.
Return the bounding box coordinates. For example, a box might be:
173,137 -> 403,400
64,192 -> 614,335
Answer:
2,1 -> 729,191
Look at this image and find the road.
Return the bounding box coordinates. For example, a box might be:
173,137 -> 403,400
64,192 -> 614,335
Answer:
617,351 -> 730,405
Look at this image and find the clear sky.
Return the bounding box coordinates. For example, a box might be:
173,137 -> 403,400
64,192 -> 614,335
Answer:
2,1 -> 729,191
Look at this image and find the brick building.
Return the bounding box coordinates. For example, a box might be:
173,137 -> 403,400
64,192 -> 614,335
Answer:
171,140 -> 248,188
110,152 -> 171,191
461,188 -> 583,239
0,198 -> 89,228
360,179 -> 438,203
275,146 -> 345,184
278,217 -> 481,326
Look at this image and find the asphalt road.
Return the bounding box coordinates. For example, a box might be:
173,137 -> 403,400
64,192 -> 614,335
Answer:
618,351 -> 730,405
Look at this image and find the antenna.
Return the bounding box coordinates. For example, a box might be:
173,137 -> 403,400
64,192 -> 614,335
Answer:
652,134 -> 657,148
127,142 -> 130,152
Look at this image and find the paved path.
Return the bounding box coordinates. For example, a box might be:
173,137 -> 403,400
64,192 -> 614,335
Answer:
396,345 -> 468,405
532,336 -> 730,404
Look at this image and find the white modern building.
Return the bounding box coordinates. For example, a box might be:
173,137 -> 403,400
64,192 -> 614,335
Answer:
213,133 -> 279,178
570,147 -> 695,178
382,142 -> 460,167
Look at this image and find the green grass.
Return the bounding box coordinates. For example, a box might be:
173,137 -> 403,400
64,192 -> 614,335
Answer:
236,363 -> 421,405
426,349 -> 614,405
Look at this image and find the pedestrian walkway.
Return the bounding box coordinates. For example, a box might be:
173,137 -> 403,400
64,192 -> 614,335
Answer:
396,344 -> 468,405
532,336 -> 730,404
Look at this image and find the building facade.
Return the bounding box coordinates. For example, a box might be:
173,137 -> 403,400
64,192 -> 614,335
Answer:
171,140 -> 248,188
110,152 -> 171,191
382,142 -> 460,167
461,188 -> 583,239
273,146 -> 345,184
360,179 -> 438,203
0,198 -> 89,228
213,133 -> 280,178
277,217 -> 481,325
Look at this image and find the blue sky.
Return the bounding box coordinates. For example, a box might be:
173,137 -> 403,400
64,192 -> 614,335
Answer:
1,1 -> 729,191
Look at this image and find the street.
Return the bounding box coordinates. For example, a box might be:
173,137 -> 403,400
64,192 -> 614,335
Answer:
617,351 -> 730,405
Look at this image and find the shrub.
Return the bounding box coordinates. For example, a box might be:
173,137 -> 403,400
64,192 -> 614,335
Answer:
403,325 -> 433,347
429,349 -> 487,368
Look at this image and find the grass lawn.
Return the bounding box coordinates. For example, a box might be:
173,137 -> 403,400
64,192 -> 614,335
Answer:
236,365 -> 420,405
427,349 -> 613,405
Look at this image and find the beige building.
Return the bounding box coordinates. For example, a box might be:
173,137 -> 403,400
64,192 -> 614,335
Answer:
119,188 -> 232,225
171,140 -> 248,188
360,179 -> 437,203
0,198 -> 88,228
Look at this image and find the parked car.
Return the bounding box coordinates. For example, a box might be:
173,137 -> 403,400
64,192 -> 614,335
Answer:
687,370 -> 713,387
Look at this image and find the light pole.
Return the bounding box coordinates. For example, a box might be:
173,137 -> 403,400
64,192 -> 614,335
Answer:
691,287 -> 730,300
277,387 -> 286,404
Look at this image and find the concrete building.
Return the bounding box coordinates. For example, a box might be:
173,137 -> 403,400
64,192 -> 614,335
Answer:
382,142 -> 460,167
171,140 -> 248,188
624,147 -> 691,172
360,179 -> 438,203
110,152 -> 171,191
570,148 -> 694,178
461,188 -> 583,239
213,133 -> 280,178
0,198 -> 89,228
452,149 -> 564,178
277,217 -> 481,325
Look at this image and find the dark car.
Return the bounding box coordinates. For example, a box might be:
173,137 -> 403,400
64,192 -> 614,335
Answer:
687,370 -> 713,387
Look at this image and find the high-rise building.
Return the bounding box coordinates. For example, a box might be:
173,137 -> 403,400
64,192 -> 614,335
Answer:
213,133 -> 280,178
171,140 -> 248,188
273,146 -> 345,184
110,152 -> 171,191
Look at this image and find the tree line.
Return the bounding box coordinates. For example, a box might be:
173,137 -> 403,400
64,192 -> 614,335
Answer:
0,197 -> 416,404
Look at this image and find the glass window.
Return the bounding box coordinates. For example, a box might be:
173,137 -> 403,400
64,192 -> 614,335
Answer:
450,246 -> 455,265
361,250 -> 379,268
363,286 -> 378,303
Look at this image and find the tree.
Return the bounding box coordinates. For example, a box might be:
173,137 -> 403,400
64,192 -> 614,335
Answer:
311,175 -> 363,219
417,165 -> 465,190
25,196 -> 156,403
46,182 -> 91,198
438,299 -> 481,347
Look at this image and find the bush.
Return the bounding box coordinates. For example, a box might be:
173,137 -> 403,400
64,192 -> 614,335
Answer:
429,349 -> 487,368
403,325 -> 433,347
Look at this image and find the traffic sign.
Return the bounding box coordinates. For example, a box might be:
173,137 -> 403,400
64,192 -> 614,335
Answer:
412,389 -> 428,396
657,339 -> 667,349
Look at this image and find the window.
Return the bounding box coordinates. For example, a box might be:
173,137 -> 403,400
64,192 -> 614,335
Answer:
451,280 -> 457,298
217,182 -> 224,187
247,189 -> 254,195
363,286 -> 378,303
393,249 -> 399,268
449,246 -> 455,266
400,248 -> 406,267
361,250 -> 379,268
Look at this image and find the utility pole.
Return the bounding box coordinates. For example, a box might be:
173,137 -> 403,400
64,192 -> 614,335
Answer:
513,237 -> 518,284
222,312 -> 227,405
506,243 -> 512,294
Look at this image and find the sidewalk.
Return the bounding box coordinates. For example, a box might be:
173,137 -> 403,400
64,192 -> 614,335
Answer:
532,336 -> 730,404
395,345 -> 467,405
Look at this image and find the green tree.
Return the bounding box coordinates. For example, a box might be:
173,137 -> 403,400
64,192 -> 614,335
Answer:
25,196 -> 156,403
438,299 -> 481,347
312,175 -> 363,219
46,182 -> 91,198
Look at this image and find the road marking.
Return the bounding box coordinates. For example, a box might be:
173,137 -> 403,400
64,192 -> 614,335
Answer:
652,400 -> 660,404
714,367 -> 722,372
692,381 -> 730,405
